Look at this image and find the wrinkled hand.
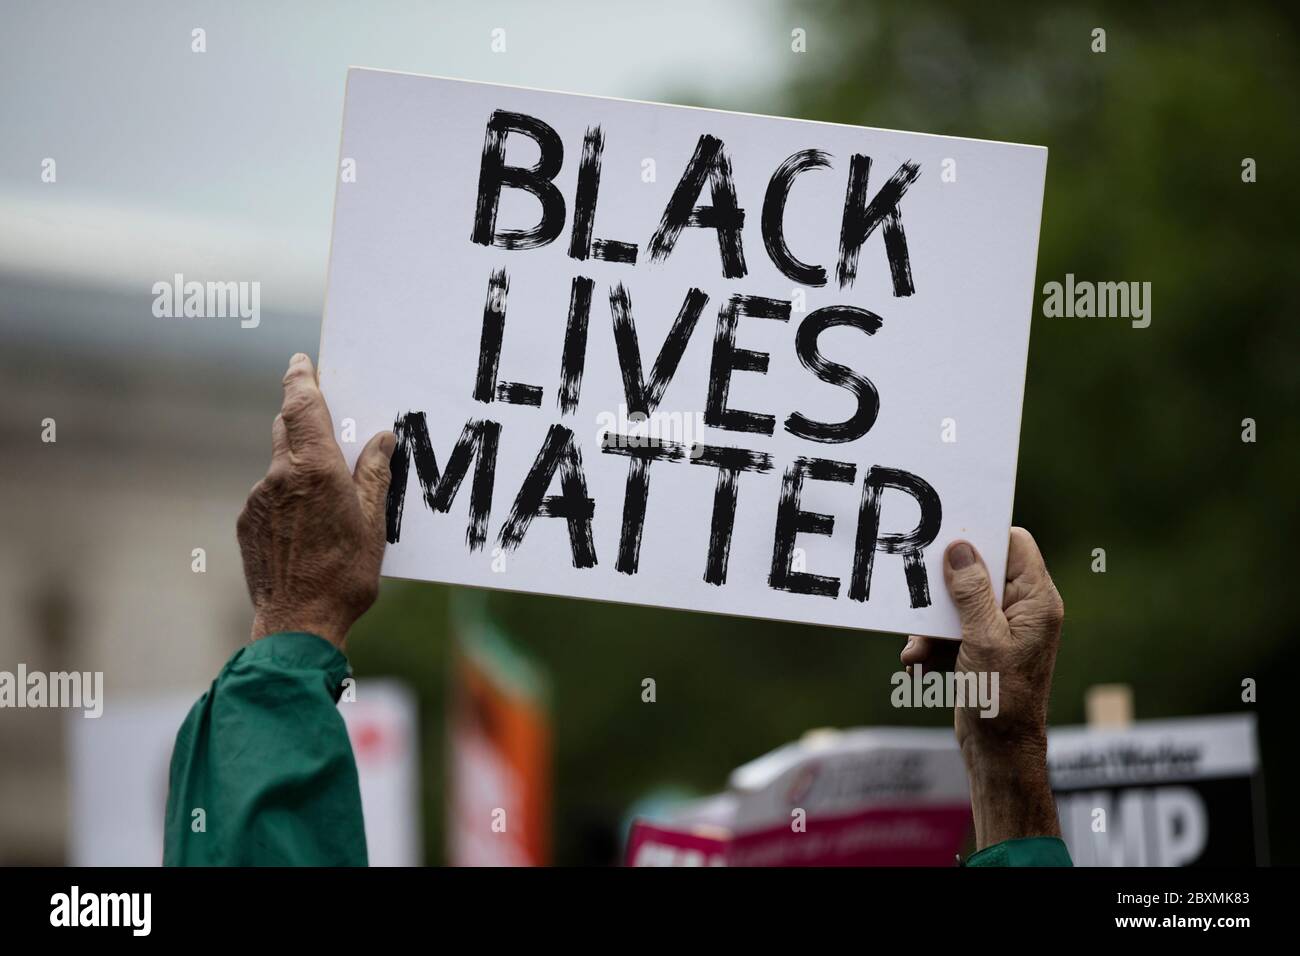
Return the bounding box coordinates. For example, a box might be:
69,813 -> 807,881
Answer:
900,528 -> 1065,848
902,528 -> 1064,748
237,353 -> 395,650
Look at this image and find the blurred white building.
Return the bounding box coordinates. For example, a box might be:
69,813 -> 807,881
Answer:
0,269 -> 285,861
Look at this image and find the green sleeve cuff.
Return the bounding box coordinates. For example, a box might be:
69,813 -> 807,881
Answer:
237,631 -> 353,700
964,836 -> 1073,867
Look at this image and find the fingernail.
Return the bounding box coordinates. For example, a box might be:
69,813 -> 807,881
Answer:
379,432 -> 396,456
948,543 -> 975,570
290,352 -> 309,366
904,637 -> 915,653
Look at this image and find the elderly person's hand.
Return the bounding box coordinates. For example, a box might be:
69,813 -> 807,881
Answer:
236,353 -> 395,650
901,528 -> 1065,849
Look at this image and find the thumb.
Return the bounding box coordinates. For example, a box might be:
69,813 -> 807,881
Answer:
944,541 -> 1001,642
354,430 -> 397,539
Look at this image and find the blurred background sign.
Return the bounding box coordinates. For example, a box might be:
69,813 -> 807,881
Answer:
68,680 -> 420,866
630,713 -> 1267,867
448,597 -> 552,866
627,727 -> 973,866
1050,713 -> 1265,867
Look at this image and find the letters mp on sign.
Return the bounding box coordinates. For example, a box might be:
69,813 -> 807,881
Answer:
319,69 -> 1047,639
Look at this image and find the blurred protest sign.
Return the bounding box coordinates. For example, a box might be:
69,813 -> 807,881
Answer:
319,69 -> 1047,639
341,680 -> 423,866
626,728 -> 972,866
69,682 -> 420,866
448,598 -> 552,866
1050,713 -> 1265,866
629,714 -> 1267,867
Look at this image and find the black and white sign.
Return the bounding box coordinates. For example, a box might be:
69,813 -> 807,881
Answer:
319,70 -> 1047,638
1050,714 -> 1265,867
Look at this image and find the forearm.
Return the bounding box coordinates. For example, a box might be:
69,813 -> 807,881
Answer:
961,733 -> 1061,850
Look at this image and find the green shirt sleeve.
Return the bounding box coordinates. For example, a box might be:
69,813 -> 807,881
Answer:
163,631 -> 368,866
964,836 -> 1073,867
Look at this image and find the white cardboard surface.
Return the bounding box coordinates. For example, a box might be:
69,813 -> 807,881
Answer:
320,69 -> 1047,639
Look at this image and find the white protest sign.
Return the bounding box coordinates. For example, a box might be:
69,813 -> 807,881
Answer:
69,683 -> 421,866
320,69 -> 1047,639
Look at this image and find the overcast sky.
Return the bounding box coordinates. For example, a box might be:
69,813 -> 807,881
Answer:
0,0 -> 798,332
